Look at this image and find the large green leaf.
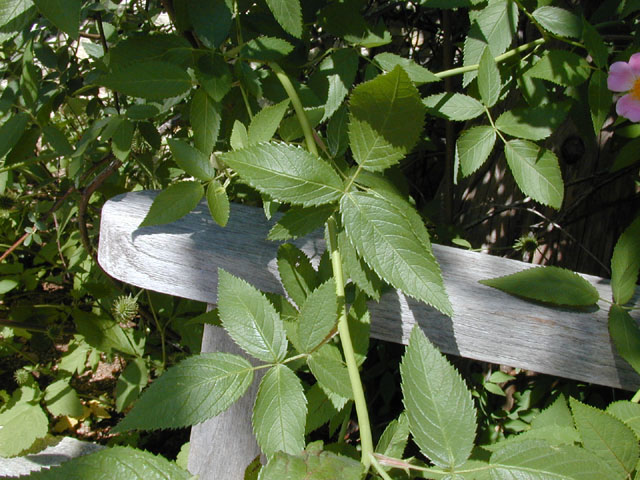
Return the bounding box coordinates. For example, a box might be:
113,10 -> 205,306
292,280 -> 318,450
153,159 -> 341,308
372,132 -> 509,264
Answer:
23,446 -> 192,479
44,379 -> 83,417
349,66 -> 424,171
111,118 -> 134,161
98,61 -> 192,100
267,204 -> 334,241
253,364 -> 307,458
240,36 -> 293,62
168,138 -> 215,181
504,139 -> 564,209
400,326 -> 476,468
340,191 -> 452,316
277,243 -> 319,309
221,142 -> 343,207
423,92 -> 484,121
570,397 -> 638,477
265,0 -> 302,38
248,99 -> 290,145
494,104 -> 568,141
190,89 -> 221,155
206,179 -> 229,227
308,347 -> 353,399
297,279 -> 338,353
607,401 -> 640,438
115,357 -> 149,413
374,52 -> 440,85
526,50 -> 590,87
0,0 -> 33,28
609,304 -> 640,376
376,412 -> 410,458
478,47 -> 501,107
113,353 -> 253,432
611,216 -> 640,305
457,126 -> 496,177
33,0 -> 80,38
74,310 -> 143,357
258,447 -> 362,480
0,401 -> 48,457
218,269 -> 288,362
139,181 -> 204,227
479,266 -> 599,307
532,6 -> 582,39
589,70 -> 612,135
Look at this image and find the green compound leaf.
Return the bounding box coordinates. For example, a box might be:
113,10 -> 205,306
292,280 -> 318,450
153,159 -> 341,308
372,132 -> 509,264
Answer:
609,304 -> 640,376
0,402 -> 48,457
400,326 -> 476,469
589,70 -> 612,136
504,139 -> 564,209
168,138 -> 215,182
190,89 -> 221,155
423,92 -> 484,121
265,0 -> 302,38
532,6 -> 582,39
267,204 -> 334,241
112,352 -> 253,432
495,104 -> 568,141
206,179 -> 229,227
349,66 -> 424,172
218,269 -> 288,363
297,279 -> 338,353
221,142 -> 343,207
33,0 -> 80,38
240,36 -> 293,62
526,50 -> 590,87
611,216 -> 640,305
23,446 -> 192,479
258,448 -> 362,480
139,181 -> 204,227
374,52 -> 440,85
44,379 -> 83,417
456,125 -> 496,177
479,265 -> 599,307
308,348 -> 353,399
606,401 -> 640,438
253,364 -> 307,459
570,397 -> 638,478
98,61 -> 191,100
478,47 -> 501,107
340,191 -> 451,316
277,243 -> 319,309
248,99 -> 290,145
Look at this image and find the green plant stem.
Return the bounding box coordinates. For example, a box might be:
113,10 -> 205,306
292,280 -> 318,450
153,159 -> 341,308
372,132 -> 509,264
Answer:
369,454 -> 393,480
632,390 -> 640,403
327,215 -> 374,469
270,63 -> 319,157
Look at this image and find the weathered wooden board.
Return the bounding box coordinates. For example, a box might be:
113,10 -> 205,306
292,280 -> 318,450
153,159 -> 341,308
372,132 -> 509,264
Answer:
98,190 -> 640,390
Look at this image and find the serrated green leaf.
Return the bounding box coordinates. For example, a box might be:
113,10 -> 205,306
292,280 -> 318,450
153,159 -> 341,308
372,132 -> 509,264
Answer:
206,179 -> 229,227
195,52 -> 232,102
457,126 -> 496,177
279,107 -> 324,142
349,66 -> 424,172
495,104 -> 568,141
297,279 -> 337,353
44,379 -> 83,417
98,61 -> 192,100
531,395 -> 574,430
341,191 -> 451,315
504,139 -> 564,209
609,304 -> 640,376
526,50 -> 590,87
607,401 -> 640,438
0,0 -> 33,29
374,52 -> 440,85
24,446 -> 192,479
423,93 -> 484,121
258,448 -> 362,480
115,357 -> 149,413
248,99 -> 290,145
463,0 -> 518,86
113,352 -> 253,432
218,269 -> 288,362
305,383 -> 348,434
532,6 -> 582,39
277,243 -> 319,309
230,120 -> 248,151
582,18 -> 609,69
0,112 -> 29,158
267,204 -> 334,241
74,310 -> 144,356
190,89 -> 221,155
139,181 -> 204,227
338,229 -> 383,301
589,70 -> 612,135
42,124 -> 73,156
187,0 -> 232,49
0,402 -> 48,457
478,47 -> 501,107
570,397 -> 638,477
308,48 -> 358,122
308,348 -> 353,399
221,142 -> 343,207
327,103 -> 349,157
168,138 -> 215,182
108,34 -> 192,70
253,364 -> 306,458
376,412 -> 410,458
401,327 -> 476,468
240,36 -> 293,62
611,216 -> 640,305
479,265 -> 599,306
33,0 -> 80,38
111,118 -> 134,161
266,0 -> 302,38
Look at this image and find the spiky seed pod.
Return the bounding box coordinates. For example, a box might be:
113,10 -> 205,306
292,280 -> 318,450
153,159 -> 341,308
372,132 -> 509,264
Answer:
14,368 -> 30,386
112,294 -> 139,323
513,234 -> 539,254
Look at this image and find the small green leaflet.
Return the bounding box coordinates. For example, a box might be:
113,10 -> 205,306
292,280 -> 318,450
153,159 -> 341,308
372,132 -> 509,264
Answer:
187,0 -> 232,49
240,36 -> 293,62
23,446 -> 192,479
349,66 -> 424,172
526,50 -> 590,87
478,47 -> 501,107
266,0 -> 302,38
423,92 -> 484,121
42,124 -> 73,156
196,52 -> 232,102
206,179 -> 229,227
308,348 -> 353,399
98,61 -> 192,100
190,89 -> 221,155
338,229 -> 383,301
113,353 -> 253,432
115,357 -> 149,413
308,48 -> 358,122
0,401 -> 48,457
376,412 -> 410,458
218,269 -> 288,362
168,138 -> 215,182
609,305 -> 640,376
248,99 -> 290,145
495,104 -> 568,141
139,181 -> 204,227
258,448 -> 362,480
44,379 -> 83,417
305,383 -> 348,434
111,118 -> 134,161
277,243 -> 319,309
612,138 -> 640,172
108,34 -> 192,70
374,52 -> 440,85
479,265 -> 599,307
400,326 -> 476,468
570,397 -> 638,478
504,139 -> 564,209
0,112 -> 29,158
611,216 -> 640,305
221,142 -> 343,207
267,204 -> 334,241
230,120 -> 248,150
340,190 -> 452,316
253,364 -> 307,458
297,279 -> 338,353
589,70 -> 612,135
582,18 -> 608,69
456,126 -> 496,177
607,401 -> 640,438
33,0 -> 80,38
0,0 -> 33,28
532,6 -> 582,39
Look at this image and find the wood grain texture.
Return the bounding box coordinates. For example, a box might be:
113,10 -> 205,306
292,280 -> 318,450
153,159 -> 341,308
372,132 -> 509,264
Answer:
98,190 -> 640,390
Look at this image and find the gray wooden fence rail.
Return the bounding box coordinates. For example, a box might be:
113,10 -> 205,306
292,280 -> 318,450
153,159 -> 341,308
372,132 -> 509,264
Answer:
98,190 -> 640,479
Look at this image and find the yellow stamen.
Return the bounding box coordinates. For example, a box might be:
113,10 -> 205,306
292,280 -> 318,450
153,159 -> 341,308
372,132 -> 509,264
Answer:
632,78 -> 640,101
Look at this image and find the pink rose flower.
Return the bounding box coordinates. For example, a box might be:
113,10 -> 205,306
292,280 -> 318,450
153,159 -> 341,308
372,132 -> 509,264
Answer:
608,53 -> 640,122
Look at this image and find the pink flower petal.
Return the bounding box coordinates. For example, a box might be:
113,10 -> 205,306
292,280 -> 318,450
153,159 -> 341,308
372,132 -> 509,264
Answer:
629,52 -> 640,76
616,93 -> 640,122
608,61 -> 637,92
